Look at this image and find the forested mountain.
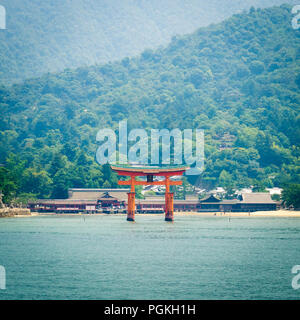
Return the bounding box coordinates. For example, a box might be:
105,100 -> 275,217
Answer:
0,5 -> 299,203
0,0 -> 298,84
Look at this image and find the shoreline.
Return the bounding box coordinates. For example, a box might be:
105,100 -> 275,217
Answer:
35,209 -> 300,218
2,210 -> 300,219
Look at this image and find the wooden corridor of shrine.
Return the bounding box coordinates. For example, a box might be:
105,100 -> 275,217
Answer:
111,165 -> 188,222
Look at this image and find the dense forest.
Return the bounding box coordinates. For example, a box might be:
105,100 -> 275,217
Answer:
0,0 -> 298,84
0,5 -> 300,204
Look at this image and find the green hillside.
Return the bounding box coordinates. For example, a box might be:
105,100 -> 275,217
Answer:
0,0 -> 298,84
0,5 -> 300,203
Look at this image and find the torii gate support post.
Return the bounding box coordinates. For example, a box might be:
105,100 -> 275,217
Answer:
127,176 -> 135,221
164,176 -> 174,222
127,192 -> 135,221
165,192 -> 174,222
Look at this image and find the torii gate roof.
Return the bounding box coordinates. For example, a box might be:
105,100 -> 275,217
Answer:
110,165 -> 188,176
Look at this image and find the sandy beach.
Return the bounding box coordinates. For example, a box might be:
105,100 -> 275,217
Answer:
174,209 -> 300,217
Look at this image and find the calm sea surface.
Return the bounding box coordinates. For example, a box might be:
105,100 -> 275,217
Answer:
0,214 -> 300,300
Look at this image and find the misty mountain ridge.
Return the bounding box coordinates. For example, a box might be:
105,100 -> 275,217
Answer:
0,0 -> 298,84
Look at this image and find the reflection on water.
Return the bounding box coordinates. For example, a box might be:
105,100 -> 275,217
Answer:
0,215 -> 300,300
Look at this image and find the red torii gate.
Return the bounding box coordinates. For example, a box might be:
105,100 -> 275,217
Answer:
111,165 -> 188,222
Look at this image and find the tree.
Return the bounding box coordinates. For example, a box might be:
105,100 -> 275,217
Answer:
219,170 -> 234,191
252,180 -> 267,192
282,184 -> 300,209
102,180 -> 111,188
51,169 -> 70,199
0,167 -> 17,204
49,153 -> 67,177
21,168 -> 52,198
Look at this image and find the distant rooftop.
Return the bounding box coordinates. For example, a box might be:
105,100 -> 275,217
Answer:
68,188 -> 129,201
266,188 -> 282,195
240,193 -> 275,204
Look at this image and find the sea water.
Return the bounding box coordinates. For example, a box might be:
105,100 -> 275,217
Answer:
0,214 -> 300,300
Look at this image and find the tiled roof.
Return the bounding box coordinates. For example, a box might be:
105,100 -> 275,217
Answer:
200,194 -> 221,202
33,199 -> 97,205
240,193 -> 275,204
68,188 -> 129,201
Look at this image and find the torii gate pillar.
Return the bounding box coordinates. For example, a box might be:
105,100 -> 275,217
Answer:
127,176 -> 136,221
127,192 -> 135,221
